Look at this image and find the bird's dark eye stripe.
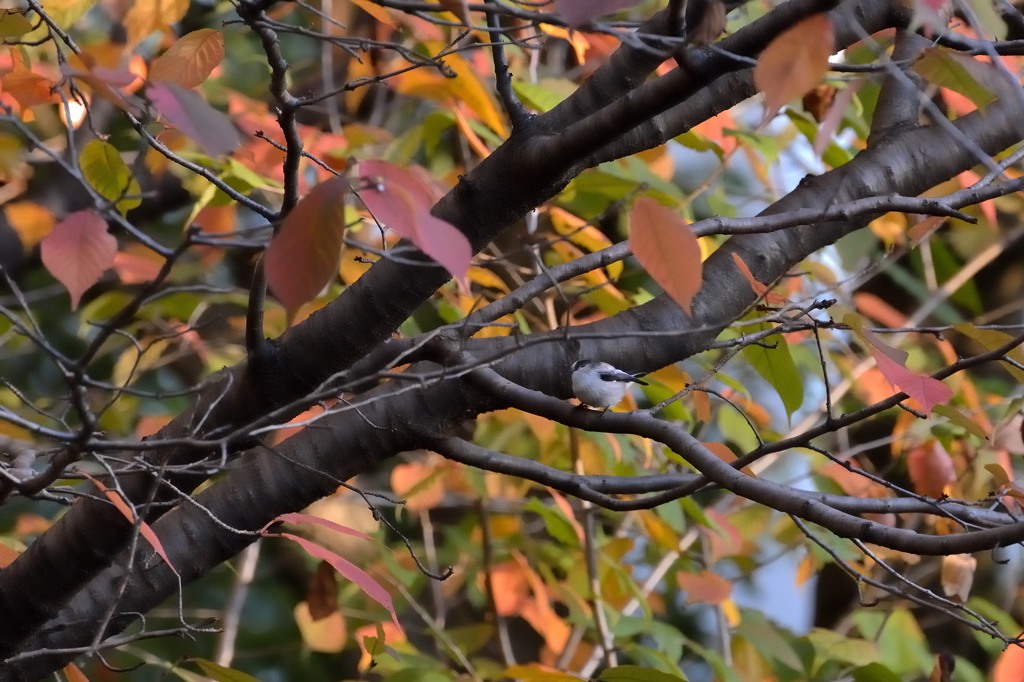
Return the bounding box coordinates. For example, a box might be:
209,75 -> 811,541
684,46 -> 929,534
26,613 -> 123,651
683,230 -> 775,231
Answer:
598,372 -> 623,382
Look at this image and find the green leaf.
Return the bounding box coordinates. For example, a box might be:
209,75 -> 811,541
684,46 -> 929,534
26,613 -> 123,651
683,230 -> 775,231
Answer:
851,662 -> 902,682
736,609 -> 806,673
79,139 -> 142,214
599,665 -> 686,682
673,129 -> 722,157
932,404 -> 989,440
806,628 -> 879,669
0,9 -> 32,37
504,665 -> 583,681
723,128 -> 781,164
741,331 -> 804,418
953,324 -> 1024,382
512,78 -> 574,113
524,498 -> 580,547
912,48 -> 999,112
785,108 -> 853,168
190,658 -> 260,682
849,609 -> 932,675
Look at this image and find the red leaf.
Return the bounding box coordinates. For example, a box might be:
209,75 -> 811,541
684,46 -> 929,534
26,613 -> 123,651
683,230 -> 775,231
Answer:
754,14 -> 835,122
265,176 -> 348,320
358,160 -> 471,282
859,328 -> 953,414
274,532 -> 400,629
147,81 -> 241,157
907,440 -> 956,497
555,0 -> 641,27
629,197 -> 702,316
78,471 -> 177,575
40,210 -> 116,310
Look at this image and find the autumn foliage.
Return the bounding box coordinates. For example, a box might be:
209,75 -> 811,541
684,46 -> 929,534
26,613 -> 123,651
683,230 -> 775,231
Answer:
2,0 -> 1024,680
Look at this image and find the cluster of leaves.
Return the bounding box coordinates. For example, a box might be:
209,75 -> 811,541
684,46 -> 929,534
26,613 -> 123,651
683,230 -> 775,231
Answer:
2,0 -> 1024,680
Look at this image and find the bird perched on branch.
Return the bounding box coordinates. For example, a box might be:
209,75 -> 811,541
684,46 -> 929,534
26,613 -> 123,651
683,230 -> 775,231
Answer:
571,360 -> 648,410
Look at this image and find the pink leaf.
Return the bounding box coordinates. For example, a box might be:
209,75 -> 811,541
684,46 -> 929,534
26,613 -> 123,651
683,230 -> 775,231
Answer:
274,532 -> 400,629
265,176 -> 348,321
147,81 -> 241,157
555,0 -> 641,27
358,160 -> 471,282
78,471 -> 178,576
40,210 -> 116,310
861,330 -> 953,414
907,440 -> 956,497
629,197 -> 702,316
269,511 -> 374,541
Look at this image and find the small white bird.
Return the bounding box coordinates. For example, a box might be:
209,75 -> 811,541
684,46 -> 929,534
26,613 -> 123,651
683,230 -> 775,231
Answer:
571,360 -> 648,410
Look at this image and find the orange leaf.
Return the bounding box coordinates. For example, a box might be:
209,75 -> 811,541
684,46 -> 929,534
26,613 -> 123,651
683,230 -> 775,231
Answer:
488,560 -> 532,616
629,197 -> 702,315
61,664 -> 89,682
40,210 -> 116,310
703,441 -> 755,476
149,28 -> 224,89
390,460 -> 446,512
113,247 -> 164,284
729,252 -> 786,305
676,569 -> 732,604
3,201 -> 54,250
795,553 -> 817,586
124,0 -> 190,46
0,543 -> 20,569
265,176 -> 348,320
754,14 -> 835,122
391,51 -> 507,137
1,62 -> 57,116
692,388 -> 711,423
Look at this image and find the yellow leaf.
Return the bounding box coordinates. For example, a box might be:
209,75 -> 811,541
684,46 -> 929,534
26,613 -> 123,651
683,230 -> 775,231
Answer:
294,601 -> 347,652
3,201 -> 54,250
721,598 -> 741,627
639,510 -> 679,550
124,0 -> 190,47
548,206 -> 622,280
43,0 -> 95,27
467,265 -> 509,292
540,24 -> 589,64
393,49 -> 508,137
